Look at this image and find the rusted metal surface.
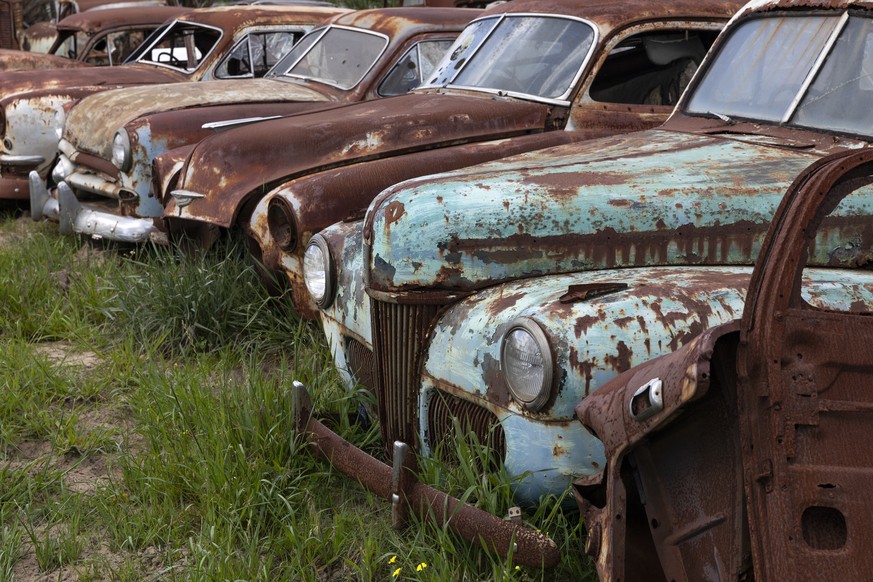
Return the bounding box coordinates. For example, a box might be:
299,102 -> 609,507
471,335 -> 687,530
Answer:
50,6 -> 471,236
171,93 -> 551,228
363,128 -> 872,298
291,381 -> 561,569
53,6 -> 189,35
253,132 -> 593,320
177,0 -> 739,232
737,149 -> 873,580
20,21 -> 57,53
1,4 -> 346,201
1,7 -> 190,71
573,149 -> 873,581
339,0 -> 873,504
0,49 -> 86,71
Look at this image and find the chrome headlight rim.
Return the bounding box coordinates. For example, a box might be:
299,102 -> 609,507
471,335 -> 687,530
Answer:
500,317 -> 554,412
111,128 -> 132,172
303,234 -> 335,309
266,196 -> 298,252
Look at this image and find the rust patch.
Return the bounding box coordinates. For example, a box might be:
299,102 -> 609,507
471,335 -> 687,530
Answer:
559,282 -> 629,304
384,201 -> 406,227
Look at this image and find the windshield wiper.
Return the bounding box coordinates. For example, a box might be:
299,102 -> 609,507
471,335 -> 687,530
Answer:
707,111 -> 734,124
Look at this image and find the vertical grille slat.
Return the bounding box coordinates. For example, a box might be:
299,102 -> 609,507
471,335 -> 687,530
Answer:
345,337 -> 375,392
371,301 -> 441,452
427,389 -> 506,463
0,2 -> 14,50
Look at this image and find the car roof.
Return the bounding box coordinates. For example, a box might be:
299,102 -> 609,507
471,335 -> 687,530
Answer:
328,7 -> 482,35
482,0 -> 746,31
57,6 -> 192,33
175,5 -> 351,30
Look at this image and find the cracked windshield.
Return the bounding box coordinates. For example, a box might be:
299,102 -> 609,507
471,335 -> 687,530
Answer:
273,26 -> 388,89
421,15 -> 595,100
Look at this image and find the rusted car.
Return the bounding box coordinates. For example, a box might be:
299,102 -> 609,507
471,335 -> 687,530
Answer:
574,148 -> 873,581
303,0 -> 873,514
33,7 -> 478,243
174,0 -> 743,315
0,5 -> 342,202
20,0 -> 181,53
0,6 -> 191,71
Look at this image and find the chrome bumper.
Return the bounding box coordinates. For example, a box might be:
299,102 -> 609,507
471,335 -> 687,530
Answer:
56,182 -> 160,244
29,170 -> 57,221
291,381 -> 561,569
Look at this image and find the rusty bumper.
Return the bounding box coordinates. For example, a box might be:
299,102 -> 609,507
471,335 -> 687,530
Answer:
291,381 -> 561,569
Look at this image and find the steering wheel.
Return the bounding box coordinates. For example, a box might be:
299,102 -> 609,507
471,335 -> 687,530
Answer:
156,51 -> 184,68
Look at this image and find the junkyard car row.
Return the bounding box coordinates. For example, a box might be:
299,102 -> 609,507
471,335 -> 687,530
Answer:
5,0 -> 873,576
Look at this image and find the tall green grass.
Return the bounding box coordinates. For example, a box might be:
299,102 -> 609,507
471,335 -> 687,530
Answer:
0,215 -> 594,580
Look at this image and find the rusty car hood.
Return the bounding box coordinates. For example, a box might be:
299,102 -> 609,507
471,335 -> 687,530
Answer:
66,78 -> 333,159
363,128 -> 852,295
171,92 -> 550,227
0,63 -> 184,104
0,49 -> 90,72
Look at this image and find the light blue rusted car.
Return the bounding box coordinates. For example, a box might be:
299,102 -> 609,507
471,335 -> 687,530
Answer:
304,0 -> 873,507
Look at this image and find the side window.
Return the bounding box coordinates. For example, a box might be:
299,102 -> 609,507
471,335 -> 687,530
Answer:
52,31 -> 83,59
589,30 -> 716,106
216,31 -> 302,79
105,30 -> 148,66
83,38 -> 110,66
378,39 -> 454,96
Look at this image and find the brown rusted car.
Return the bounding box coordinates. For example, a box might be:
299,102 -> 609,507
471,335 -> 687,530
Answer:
16,0 -> 181,53
574,148 -> 873,581
165,0 -> 741,317
0,6 -> 191,71
0,4 -> 342,201
33,7 -> 477,243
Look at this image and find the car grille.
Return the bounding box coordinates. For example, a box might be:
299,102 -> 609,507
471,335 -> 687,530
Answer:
0,3 -> 14,50
370,300 -> 441,451
345,336 -> 375,393
427,389 -> 506,462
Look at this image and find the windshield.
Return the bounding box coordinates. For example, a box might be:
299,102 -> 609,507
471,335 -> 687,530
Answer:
420,15 -> 595,102
687,13 -> 873,139
270,25 -> 388,89
127,20 -> 222,74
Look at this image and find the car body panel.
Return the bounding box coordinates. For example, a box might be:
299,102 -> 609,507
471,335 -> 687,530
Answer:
46,7 -> 474,237
6,6 -> 191,70
68,79 -> 331,159
575,147 -> 873,581
0,5 -> 344,200
169,92 -> 551,227
363,125 -> 869,296
175,0 -> 740,231
333,0 -> 873,478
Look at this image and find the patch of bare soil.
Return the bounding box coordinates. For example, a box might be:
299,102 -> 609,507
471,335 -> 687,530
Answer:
33,342 -> 101,370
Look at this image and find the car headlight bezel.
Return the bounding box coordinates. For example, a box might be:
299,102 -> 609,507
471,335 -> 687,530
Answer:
111,128 -> 132,172
303,234 -> 334,309
500,317 -> 554,412
267,197 -> 298,252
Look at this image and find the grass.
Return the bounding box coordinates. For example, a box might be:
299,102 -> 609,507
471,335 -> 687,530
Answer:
0,209 -> 595,581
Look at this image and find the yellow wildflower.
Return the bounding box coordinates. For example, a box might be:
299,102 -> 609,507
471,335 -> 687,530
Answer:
388,556 -> 397,564
392,567 -> 401,577
416,563 -> 427,572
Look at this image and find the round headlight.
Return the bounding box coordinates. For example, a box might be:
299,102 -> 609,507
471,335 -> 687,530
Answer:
111,129 -> 131,172
303,234 -> 334,308
267,197 -> 297,251
500,318 -> 553,412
